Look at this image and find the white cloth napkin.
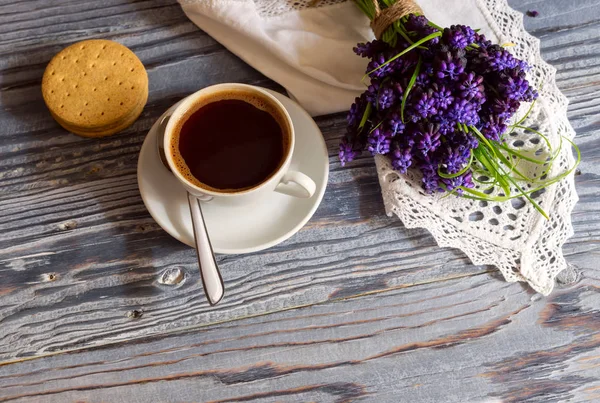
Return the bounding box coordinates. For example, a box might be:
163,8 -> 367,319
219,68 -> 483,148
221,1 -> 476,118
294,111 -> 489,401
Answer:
179,0 -> 497,116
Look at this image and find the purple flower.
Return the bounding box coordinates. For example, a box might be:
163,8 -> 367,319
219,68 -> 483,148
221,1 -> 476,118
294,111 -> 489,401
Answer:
405,14 -> 429,30
367,54 -> 393,78
464,132 -> 479,149
446,130 -> 478,152
354,40 -> 389,58
422,62 -> 434,75
526,10 -> 539,17
339,137 -> 361,166
417,26 -> 441,45
442,27 -> 468,50
442,146 -> 470,174
490,97 -> 520,119
458,72 -> 485,103
353,43 -> 370,58
474,33 -> 493,49
367,128 -> 392,155
498,70 -> 531,101
346,95 -> 367,129
485,46 -> 527,72
387,112 -> 405,135
435,55 -> 466,80
421,163 -> 441,193
378,86 -> 396,110
391,145 -> 413,173
415,72 -> 431,87
443,25 -> 476,49
416,124 -> 442,155
437,119 -> 456,135
413,92 -> 437,119
430,83 -> 454,110
442,171 -> 474,194
399,123 -> 418,148
480,115 -> 507,141
392,80 -> 404,97
365,80 -> 380,104
522,86 -> 538,102
446,99 -> 480,126
458,25 -> 476,44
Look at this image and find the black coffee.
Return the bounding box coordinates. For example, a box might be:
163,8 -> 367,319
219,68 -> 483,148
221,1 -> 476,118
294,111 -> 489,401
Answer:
172,94 -> 288,191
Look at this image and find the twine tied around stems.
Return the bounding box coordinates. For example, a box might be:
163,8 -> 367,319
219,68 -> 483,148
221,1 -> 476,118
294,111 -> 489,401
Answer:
370,0 -> 423,39
310,0 -> 423,39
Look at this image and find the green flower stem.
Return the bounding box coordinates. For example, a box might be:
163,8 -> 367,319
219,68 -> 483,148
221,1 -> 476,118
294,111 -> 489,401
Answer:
498,144 -> 547,164
358,102 -> 372,130
427,21 -> 443,31
382,27 -> 397,46
353,0 -> 377,19
476,145 -> 510,195
458,187 -> 501,200
400,56 -> 422,123
394,22 -> 428,49
536,135 -> 563,180
490,148 -> 547,217
512,95 -> 538,127
513,124 -> 553,151
394,22 -> 413,45
506,174 -> 549,219
367,31 -> 441,75
472,172 -> 496,184
470,125 -> 499,159
369,119 -> 384,133
460,136 -> 580,218
495,150 -> 531,182
473,147 -> 501,189
488,157 -> 512,196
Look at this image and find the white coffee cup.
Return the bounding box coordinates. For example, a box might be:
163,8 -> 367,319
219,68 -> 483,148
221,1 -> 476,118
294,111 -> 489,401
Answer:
164,83 -> 316,205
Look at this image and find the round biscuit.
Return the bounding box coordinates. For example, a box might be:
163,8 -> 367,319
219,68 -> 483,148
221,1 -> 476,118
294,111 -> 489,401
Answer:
51,91 -> 147,138
51,91 -> 147,134
42,39 -> 148,131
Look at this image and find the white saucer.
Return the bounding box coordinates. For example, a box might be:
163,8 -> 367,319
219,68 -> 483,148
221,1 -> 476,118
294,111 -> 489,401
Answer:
137,89 -> 329,254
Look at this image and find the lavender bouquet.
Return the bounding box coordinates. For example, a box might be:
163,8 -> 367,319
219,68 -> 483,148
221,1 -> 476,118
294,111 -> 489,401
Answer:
339,0 -> 579,217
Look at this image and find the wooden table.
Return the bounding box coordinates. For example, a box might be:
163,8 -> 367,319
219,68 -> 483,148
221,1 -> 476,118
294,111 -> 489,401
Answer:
1,1 -> 599,401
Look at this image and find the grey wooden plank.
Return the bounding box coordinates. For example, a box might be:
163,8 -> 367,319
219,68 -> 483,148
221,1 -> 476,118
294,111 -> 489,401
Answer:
0,274 -> 598,403
0,0 -> 598,366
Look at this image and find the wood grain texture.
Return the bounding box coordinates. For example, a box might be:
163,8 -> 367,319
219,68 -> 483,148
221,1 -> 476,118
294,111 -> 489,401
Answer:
0,0 -> 599,400
1,275 -> 599,402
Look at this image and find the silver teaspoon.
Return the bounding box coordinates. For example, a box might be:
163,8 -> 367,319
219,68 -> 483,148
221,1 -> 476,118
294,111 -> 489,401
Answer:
156,114 -> 225,306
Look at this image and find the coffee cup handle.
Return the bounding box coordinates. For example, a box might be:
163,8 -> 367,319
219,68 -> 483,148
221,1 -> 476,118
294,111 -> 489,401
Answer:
275,171 -> 316,198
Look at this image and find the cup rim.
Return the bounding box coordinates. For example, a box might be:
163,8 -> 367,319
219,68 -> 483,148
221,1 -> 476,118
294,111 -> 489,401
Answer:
164,83 -> 295,197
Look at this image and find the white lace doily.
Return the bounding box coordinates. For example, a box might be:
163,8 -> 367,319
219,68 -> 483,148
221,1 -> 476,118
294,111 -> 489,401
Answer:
376,0 -> 578,295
